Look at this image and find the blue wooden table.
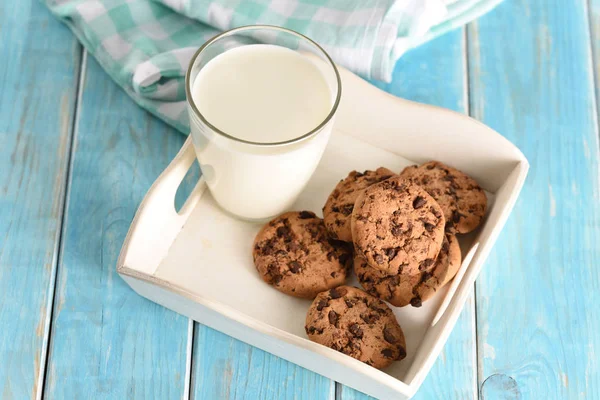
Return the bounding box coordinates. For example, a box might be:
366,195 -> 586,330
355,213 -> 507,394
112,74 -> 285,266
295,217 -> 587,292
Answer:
1,0 -> 599,399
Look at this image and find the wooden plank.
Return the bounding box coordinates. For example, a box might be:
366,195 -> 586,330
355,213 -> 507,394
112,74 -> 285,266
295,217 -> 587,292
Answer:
339,29 -> 478,400
468,0 -> 600,398
43,54 -> 191,399
0,2 -> 81,399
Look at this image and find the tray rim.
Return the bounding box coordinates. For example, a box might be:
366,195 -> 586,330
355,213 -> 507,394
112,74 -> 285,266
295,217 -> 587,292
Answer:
118,262 -> 415,396
117,67 -> 530,398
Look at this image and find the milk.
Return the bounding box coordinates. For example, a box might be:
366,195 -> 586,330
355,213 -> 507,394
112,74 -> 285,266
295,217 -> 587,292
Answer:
187,44 -> 337,220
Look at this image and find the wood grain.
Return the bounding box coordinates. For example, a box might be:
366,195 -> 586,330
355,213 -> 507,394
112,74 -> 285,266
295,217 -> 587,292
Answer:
0,3 -> 80,399
468,0 -> 600,398
340,28 -> 478,400
43,54 -> 191,400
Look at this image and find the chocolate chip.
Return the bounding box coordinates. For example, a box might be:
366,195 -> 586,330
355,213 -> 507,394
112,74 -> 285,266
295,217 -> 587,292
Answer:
381,348 -> 394,358
328,310 -> 338,326
398,346 -> 407,359
316,299 -> 329,311
347,340 -> 361,353
413,196 -> 426,209
276,225 -> 290,238
307,225 -> 321,239
267,264 -> 283,284
383,327 -> 397,344
441,240 -> 449,252
423,222 -> 435,231
385,179 -> 405,192
344,299 -> 354,308
340,204 -> 354,216
369,302 -> 387,314
275,250 -> 287,257
271,274 -> 283,284
331,206 -> 340,213
261,239 -> 277,255
410,297 -> 422,307
355,171 -> 365,177
288,261 -> 301,273
298,211 -> 316,219
374,254 -> 384,264
443,174 -> 455,182
391,226 -> 403,236
306,326 -> 323,335
385,248 -> 397,260
421,271 -> 433,282
349,324 -> 363,338
426,164 -> 435,170
361,313 -> 379,324
420,258 -> 434,270
452,210 -> 462,223
329,287 -> 347,299
398,263 -> 408,274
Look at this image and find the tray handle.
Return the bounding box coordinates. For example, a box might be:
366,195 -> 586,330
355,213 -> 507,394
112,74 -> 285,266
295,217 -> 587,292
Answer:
118,136 -> 206,275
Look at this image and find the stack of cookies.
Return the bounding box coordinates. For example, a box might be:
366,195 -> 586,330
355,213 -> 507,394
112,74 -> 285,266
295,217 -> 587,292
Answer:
328,161 -> 487,307
252,161 -> 487,370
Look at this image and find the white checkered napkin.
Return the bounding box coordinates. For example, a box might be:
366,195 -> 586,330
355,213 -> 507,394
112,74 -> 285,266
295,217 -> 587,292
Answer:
45,0 -> 503,134
166,0 -> 451,80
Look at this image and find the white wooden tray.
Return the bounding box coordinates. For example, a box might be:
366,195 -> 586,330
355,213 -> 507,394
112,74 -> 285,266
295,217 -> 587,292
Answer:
117,67 -> 528,400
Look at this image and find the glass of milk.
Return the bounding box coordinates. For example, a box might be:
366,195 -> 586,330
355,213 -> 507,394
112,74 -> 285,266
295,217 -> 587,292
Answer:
185,26 -> 341,221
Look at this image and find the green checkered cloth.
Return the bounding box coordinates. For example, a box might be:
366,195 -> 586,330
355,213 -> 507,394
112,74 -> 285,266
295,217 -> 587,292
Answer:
45,0 -> 502,133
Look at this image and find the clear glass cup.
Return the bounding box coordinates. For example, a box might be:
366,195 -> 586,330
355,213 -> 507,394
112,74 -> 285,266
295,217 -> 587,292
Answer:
185,25 -> 341,221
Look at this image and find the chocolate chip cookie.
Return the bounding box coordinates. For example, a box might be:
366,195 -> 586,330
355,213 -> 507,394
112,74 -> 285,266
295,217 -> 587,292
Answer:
323,168 -> 396,242
305,286 -> 406,369
351,177 -> 446,276
253,211 -> 353,299
400,161 -> 487,233
355,234 -> 461,307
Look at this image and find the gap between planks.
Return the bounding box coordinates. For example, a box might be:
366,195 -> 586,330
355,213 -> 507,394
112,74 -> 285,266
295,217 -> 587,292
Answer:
463,25 -> 481,400
184,319 -> 195,400
36,49 -> 86,400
